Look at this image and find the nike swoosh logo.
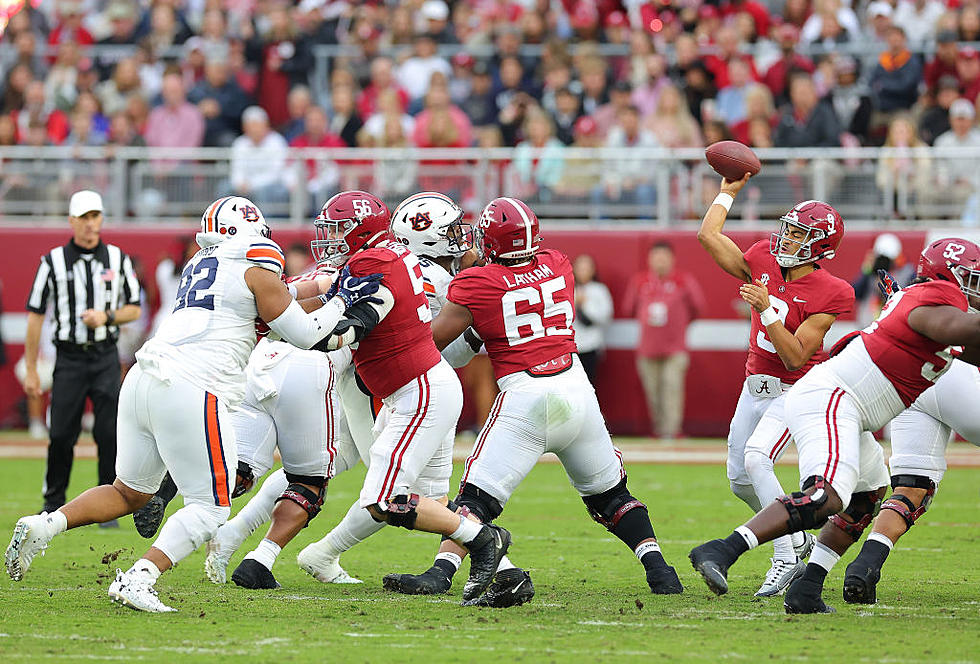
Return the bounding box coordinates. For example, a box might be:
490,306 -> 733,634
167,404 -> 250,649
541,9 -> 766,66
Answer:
511,579 -> 526,594
793,297 -> 807,303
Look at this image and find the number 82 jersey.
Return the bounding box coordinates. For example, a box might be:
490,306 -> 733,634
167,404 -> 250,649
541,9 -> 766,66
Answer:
448,248 -> 577,381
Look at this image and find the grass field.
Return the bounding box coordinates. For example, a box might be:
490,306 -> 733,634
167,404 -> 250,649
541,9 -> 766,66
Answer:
1,453 -> 978,663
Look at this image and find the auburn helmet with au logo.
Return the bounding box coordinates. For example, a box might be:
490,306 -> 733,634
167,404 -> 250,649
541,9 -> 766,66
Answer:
476,197 -> 541,263
197,196 -> 270,248
390,192 -> 471,260
311,190 -> 390,268
769,200 -> 843,268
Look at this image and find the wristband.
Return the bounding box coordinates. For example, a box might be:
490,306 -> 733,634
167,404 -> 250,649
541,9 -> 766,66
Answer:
759,306 -> 779,326
712,193 -> 734,211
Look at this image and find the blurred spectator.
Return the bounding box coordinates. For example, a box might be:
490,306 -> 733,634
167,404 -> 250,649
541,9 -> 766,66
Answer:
420,0 -> 456,44
802,0 -> 861,45
960,7 -> 980,42
513,108 -> 565,202
498,90 -> 535,146
869,27 -> 922,117
197,8 -> 231,60
645,83 -> 703,148
75,91 -> 110,138
704,27 -> 759,89
624,242 -> 705,439
763,24 -> 816,105
632,53 -> 669,119
95,57 -> 141,117
593,80 -> 634,138
703,119 -> 733,145
747,117 -> 775,148
956,47 -> 980,103
285,243 -> 313,278
328,85 -> 363,147
12,81 -> 69,145
919,76 -> 959,145
681,61 -> 717,123
144,72 -> 205,149
775,74 -> 842,147
357,57 -> 409,120
229,106 -> 290,209
554,116 -> 602,200
876,113 -> 932,211
893,0 -> 946,47
572,254 -> 614,386
397,34 -> 451,103
48,2 -> 95,54
142,3 -> 192,52
64,108 -> 106,147
249,5 -> 313,129
539,59 -> 576,116
551,86 -> 582,145
363,88 -> 414,142
730,84 -> 776,145
412,84 -> 472,148
448,52 -> 476,106
280,86 -> 313,142
925,30 -> 960,94
826,56 -> 873,142
152,236 -> 199,335
1,62 -> 34,115
864,2 -> 895,45
492,56 -> 537,117
852,233 -> 914,325
934,98 -> 980,205
716,59 -> 756,126
44,43 -> 82,111
578,57 -> 609,116
187,58 -> 252,147
372,116 -> 418,200
597,105 -> 659,210
721,0 -> 774,37
98,3 -> 140,73
459,61 -> 498,127
107,111 -> 145,147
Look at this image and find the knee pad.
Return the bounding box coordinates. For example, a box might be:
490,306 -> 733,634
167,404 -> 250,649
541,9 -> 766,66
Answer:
232,461 -> 256,499
154,502 -> 229,563
284,472 -> 327,489
582,478 -> 648,531
455,483 -> 503,523
275,483 -> 326,527
385,493 -> 420,529
828,487 -> 885,541
777,475 -> 830,532
880,475 -> 936,530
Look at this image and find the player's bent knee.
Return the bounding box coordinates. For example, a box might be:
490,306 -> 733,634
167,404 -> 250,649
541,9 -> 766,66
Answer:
743,449 -> 774,480
582,478 -> 648,531
455,483 -> 503,523
880,475 -> 936,530
777,475 -> 840,532
113,479 -> 154,511
385,494 -> 420,529
828,487 -> 886,541
275,480 -> 326,528
155,502 -> 229,562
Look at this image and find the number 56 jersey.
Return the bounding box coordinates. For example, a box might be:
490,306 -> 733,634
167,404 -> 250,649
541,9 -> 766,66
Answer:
448,248 -> 577,381
136,235 -> 285,406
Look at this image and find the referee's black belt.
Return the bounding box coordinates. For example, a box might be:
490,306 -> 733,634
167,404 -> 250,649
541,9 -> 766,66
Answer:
55,339 -> 117,354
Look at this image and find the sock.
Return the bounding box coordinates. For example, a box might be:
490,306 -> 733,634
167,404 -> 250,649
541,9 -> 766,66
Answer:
450,516 -> 483,544
434,552 -> 462,577
244,538 -> 281,571
857,536 -> 892,569
771,534 -> 796,562
317,501 -> 387,558
496,555 -> 516,573
734,525 -> 759,550
790,531 -> 806,548
808,542 -> 841,573
156,474 -> 179,503
129,558 -> 161,581
635,539 -> 666,569
801,561 -> 828,584
49,510 -> 68,535
867,532 -> 895,550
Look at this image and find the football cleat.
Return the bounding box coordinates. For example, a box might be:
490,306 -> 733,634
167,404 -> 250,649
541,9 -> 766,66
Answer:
383,566 -> 452,595
462,524 -> 512,602
794,531 -> 816,560
231,558 -> 281,589
133,495 -> 168,539
463,568 -> 534,608
6,513 -> 58,581
689,539 -> 739,596
646,565 -> 684,594
108,569 -> 176,613
204,536 -> 234,584
784,576 -> 836,614
842,560 -> 880,605
296,548 -> 362,584
755,557 -> 806,597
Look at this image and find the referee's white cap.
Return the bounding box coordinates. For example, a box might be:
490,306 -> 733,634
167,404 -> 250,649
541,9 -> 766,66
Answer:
69,190 -> 104,218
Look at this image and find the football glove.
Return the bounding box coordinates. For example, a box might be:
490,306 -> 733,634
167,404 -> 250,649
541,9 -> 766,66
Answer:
333,266 -> 384,308
877,269 -> 902,299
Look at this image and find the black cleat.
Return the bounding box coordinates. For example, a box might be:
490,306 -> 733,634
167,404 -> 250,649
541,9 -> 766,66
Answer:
463,568 -> 534,608
133,496 -> 168,539
784,576 -> 836,614
231,559 -> 281,590
383,566 -> 452,595
462,525 -> 511,602
842,560 -> 880,605
647,565 -> 684,594
689,540 -> 737,595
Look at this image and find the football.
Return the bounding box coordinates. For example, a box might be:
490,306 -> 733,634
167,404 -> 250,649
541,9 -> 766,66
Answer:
705,140 -> 762,181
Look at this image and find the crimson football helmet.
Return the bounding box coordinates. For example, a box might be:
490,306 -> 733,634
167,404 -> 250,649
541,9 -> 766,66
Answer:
769,200 -> 844,268
917,237 -> 980,302
311,191 -> 390,268
476,197 -> 541,263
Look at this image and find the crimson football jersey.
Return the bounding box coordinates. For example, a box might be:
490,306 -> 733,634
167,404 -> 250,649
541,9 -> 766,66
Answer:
743,240 -> 854,382
860,280 -> 968,406
345,240 -> 442,398
448,249 -> 578,380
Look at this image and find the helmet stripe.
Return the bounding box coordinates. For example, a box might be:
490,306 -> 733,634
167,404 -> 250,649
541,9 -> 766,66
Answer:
207,196 -> 231,233
212,197 -> 232,232
501,197 -> 532,251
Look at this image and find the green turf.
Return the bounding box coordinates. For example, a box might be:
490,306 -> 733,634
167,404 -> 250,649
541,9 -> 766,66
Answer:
0,457 -> 977,663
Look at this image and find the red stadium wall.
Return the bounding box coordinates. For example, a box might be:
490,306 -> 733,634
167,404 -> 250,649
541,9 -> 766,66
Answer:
0,226 -> 929,435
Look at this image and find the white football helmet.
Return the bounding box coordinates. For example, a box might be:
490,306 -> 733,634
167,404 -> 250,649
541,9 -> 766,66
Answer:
390,192 -> 471,261
196,196 -> 271,248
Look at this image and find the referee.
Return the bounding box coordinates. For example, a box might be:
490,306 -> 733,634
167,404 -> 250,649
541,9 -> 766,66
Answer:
23,190 -> 141,520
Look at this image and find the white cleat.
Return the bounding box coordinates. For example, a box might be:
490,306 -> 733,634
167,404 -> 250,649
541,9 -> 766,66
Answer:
204,533 -> 234,584
794,532 -> 816,560
108,569 -> 176,613
297,546 -> 363,584
755,557 -> 806,597
6,513 -> 57,581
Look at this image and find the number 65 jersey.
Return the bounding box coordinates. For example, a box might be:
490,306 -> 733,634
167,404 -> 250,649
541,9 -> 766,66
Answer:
448,248 -> 577,381
136,235 -> 285,406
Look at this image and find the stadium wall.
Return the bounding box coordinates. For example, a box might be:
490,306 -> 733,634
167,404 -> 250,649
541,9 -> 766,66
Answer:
0,226 -> 932,435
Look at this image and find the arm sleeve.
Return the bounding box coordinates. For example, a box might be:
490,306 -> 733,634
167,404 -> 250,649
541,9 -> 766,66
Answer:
120,253 -> 141,306
442,329 -> 480,368
313,285 -> 395,351
267,296 -> 347,349
25,256 -> 51,314
245,240 -> 286,277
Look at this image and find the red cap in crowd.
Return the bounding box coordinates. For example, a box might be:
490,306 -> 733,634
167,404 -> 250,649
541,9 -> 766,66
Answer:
574,115 -> 599,136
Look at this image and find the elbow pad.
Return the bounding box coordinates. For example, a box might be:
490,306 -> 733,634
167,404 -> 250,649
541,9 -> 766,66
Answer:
267,297 -> 346,350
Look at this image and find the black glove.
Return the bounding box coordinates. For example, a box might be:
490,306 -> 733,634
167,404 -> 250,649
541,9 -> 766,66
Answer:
876,269 -> 902,299
334,266 -> 384,308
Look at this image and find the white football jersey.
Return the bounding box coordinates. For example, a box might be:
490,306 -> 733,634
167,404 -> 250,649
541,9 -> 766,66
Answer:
419,257 -> 452,317
136,235 -> 285,406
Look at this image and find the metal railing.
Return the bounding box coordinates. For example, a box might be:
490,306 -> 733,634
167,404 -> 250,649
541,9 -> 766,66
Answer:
0,145 -> 978,227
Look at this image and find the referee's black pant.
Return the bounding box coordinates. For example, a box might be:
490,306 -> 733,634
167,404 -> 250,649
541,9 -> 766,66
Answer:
44,343 -> 120,509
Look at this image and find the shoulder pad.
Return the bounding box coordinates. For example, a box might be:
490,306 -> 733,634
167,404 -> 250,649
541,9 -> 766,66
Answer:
245,239 -> 286,276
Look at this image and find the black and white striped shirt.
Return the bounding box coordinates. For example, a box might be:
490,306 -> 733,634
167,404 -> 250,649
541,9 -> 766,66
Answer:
26,241 -> 141,345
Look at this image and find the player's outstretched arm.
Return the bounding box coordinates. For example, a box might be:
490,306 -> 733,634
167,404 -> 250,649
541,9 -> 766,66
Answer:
697,174 -> 752,282
246,266 -> 346,349
431,300 -> 474,351
908,304 -> 980,352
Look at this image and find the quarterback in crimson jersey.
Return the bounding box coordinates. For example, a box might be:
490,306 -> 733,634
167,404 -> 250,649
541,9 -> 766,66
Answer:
698,172 -> 857,597
427,197 -> 685,599
691,237 -> 980,614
